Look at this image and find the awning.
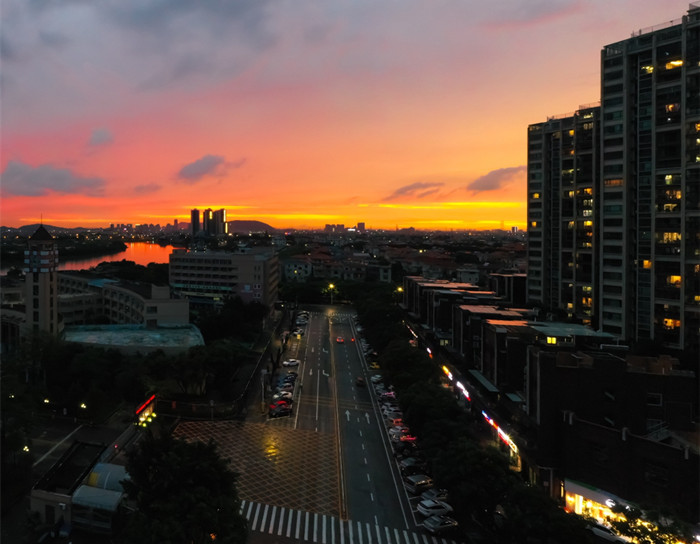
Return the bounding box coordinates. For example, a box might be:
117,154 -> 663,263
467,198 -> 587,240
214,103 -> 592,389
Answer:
72,485 -> 123,512
468,369 -> 499,393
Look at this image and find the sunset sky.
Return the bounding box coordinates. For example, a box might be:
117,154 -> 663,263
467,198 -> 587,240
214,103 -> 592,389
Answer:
1,0 -> 692,231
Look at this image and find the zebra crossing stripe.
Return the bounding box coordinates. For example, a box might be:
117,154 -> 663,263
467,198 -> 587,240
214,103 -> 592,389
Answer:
250,503 -> 260,531
268,505 -> 277,534
286,508 -> 294,538
237,500 -> 464,544
260,504 -> 269,532
277,507 -> 286,534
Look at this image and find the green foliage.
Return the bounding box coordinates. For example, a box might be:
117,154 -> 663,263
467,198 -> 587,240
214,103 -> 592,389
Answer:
122,432 -> 247,544
195,297 -> 267,343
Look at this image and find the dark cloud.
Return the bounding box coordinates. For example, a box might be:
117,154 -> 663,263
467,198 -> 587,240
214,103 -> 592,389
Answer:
177,155 -> 246,182
88,128 -> 114,147
383,181 -> 444,202
466,166 -> 526,194
1,160 -> 106,197
133,183 -> 161,195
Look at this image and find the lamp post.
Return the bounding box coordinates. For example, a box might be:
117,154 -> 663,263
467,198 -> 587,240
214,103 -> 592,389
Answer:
329,283 -> 335,305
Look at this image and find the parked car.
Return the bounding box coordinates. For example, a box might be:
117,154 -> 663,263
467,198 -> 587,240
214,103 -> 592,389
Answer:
417,499 -> 453,517
368,362 -> 380,370
422,515 -> 458,535
336,336 -> 344,343
585,523 -> 631,542
399,457 -> 426,471
420,488 -> 448,502
282,358 -> 300,367
370,374 -> 383,384
291,328 -> 305,336
269,399 -> 292,410
355,377 -> 366,387
404,474 -> 433,494
272,391 -> 293,401
269,405 -> 292,418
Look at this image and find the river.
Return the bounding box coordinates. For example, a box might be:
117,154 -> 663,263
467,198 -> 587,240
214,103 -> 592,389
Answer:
1,242 -> 177,273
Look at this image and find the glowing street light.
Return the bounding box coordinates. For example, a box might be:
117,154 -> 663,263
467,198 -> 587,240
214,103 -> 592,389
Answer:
329,283 -> 335,305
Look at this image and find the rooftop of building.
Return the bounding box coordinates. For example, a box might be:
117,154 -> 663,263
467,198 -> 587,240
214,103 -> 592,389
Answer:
64,324 -> 204,354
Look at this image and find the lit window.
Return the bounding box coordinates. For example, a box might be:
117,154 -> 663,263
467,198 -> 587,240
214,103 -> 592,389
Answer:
584,220 -> 593,227
530,221 -> 538,228
665,60 -> 683,70
662,318 -> 681,329
533,193 -> 540,199
667,275 -> 681,286
546,336 -> 557,344
642,260 -> 652,269
568,221 -> 575,229
665,103 -> 680,113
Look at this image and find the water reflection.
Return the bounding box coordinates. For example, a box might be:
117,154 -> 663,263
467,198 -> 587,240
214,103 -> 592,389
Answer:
56,243 -> 174,271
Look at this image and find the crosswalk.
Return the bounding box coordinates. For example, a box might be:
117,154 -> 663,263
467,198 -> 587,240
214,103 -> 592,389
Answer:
239,500 -> 462,544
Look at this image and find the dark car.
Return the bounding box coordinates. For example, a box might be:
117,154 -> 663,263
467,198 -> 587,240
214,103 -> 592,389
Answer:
422,515 -> 458,535
269,405 -> 292,418
355,377 -> 366,387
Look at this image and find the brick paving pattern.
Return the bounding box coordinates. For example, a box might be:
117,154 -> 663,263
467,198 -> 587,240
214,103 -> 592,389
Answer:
174,420 -> 341,516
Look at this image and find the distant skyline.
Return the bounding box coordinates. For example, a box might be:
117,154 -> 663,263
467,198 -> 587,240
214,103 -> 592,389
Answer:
0,1 -> 692,230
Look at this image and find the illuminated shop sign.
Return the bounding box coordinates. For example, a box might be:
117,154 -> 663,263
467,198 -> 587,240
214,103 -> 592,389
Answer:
482,410 -> 518,454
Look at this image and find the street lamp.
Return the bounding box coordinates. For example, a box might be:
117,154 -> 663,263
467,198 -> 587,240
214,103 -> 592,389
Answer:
329,283 -> 335,305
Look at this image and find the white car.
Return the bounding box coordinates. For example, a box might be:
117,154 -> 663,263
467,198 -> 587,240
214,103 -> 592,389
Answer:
370,374 -> 383,384
282,358 -> 301,367
417,499 -> 453,517
585,524 -> 631,542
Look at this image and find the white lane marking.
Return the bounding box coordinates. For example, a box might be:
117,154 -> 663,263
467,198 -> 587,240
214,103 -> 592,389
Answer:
251,503 -> 261,531
277,507 -> 286,535
267,505 -> 277,533
286,508 -> 294,537
260,504 -> 269,532
295,510 -> 302,540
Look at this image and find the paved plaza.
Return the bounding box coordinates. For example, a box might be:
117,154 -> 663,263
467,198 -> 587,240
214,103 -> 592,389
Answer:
174,419 -> 341,516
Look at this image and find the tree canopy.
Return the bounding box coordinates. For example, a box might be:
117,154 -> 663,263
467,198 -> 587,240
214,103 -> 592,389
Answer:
122,432 -> 247,544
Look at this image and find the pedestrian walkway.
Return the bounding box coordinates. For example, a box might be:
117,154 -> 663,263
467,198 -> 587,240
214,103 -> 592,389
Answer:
240,500 -> 462,544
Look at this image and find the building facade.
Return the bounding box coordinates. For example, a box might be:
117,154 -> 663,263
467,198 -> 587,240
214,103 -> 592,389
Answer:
169,248 -> 279,309
23,225 -> 62,336
527,105 -> 600,325
597,6 -> 700,352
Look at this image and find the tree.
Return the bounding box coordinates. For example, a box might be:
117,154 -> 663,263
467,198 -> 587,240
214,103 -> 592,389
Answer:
122,431 -> 247,544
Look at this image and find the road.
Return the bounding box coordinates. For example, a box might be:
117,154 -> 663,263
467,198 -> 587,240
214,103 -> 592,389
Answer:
174,305 -> 464,544
267,307 -> 421,533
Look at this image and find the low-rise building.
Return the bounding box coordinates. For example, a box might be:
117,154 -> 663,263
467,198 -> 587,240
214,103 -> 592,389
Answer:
169,247 -> 279,309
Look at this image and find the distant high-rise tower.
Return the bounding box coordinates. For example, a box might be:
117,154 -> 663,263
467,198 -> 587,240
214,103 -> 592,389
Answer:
527,105 -> 600,325
213,208 -> 228,235
598,5 -> 699,352
191,209 -> 200,236
23,225 -> 60,336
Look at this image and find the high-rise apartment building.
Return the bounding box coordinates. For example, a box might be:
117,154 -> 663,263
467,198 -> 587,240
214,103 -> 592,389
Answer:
528,4 -> 700,355
598,5 -> 699,352
527,106 -> 600,325
191,208 -> 200,236
202,208 -> 228,236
